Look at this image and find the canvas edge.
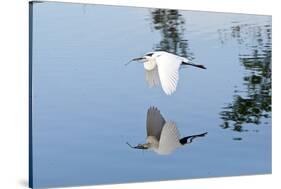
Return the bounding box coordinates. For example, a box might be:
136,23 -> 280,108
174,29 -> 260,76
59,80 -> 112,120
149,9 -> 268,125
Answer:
28,1 -> 34,188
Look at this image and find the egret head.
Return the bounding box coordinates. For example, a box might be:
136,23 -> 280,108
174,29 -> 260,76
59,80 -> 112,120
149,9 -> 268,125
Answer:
126,52 -> 155,66
126,142 -> 149,150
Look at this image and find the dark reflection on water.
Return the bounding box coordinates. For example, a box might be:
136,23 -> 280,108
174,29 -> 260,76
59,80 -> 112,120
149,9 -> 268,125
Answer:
150,9 -> 194,60
218,23 -> 272,133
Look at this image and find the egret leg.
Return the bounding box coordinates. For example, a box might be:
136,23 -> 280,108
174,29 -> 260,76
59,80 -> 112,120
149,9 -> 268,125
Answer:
181,62 -> 206,69
179,132 -> 208,145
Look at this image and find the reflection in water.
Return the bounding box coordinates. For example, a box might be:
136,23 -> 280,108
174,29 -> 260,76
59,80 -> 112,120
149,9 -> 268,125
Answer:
127,107 -> 207,155
150,9 -> 194,59
218,23 -> 272,133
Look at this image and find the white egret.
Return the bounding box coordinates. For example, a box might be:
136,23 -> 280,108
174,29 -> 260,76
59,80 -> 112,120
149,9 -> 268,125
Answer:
127,51 -> 206,95
127,106 -> 207,155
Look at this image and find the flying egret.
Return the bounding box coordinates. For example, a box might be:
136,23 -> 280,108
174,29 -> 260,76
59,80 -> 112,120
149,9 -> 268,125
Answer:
127,51 -> 206,95
127,106 -> 207,155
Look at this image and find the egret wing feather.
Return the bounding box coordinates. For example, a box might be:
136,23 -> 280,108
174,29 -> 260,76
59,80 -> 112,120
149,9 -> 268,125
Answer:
157,121 -> 181,155
145,68 -> 160,88
146,106 -> 166,141
156,53 -> 182,95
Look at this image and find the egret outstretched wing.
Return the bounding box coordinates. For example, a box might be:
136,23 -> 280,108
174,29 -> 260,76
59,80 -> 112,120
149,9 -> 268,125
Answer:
145,68 -> 160,88
157,121 -> 181,155
156,53 -> 182,95
146,106 -> 166,141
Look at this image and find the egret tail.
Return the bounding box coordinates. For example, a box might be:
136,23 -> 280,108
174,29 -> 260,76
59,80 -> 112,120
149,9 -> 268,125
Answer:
179,132 -> 208,145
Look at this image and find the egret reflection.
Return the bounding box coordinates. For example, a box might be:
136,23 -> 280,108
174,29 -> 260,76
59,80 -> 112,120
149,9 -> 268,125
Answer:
127,107 -> 207,155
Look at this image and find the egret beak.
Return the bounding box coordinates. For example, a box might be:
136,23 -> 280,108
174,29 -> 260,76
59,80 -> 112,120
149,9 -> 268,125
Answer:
125,57 -> 145,66
126,142 -> 148,149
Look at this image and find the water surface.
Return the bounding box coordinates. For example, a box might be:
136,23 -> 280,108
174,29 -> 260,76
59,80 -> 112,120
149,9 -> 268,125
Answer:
31,2 -> 271,188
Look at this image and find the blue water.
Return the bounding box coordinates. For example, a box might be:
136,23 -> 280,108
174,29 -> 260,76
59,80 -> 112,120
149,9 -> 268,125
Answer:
31,2 -> 272,188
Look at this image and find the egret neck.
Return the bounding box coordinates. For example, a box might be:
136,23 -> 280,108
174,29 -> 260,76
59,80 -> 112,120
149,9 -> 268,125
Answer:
143,58 -> 156,71
146,136 -> 159,149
